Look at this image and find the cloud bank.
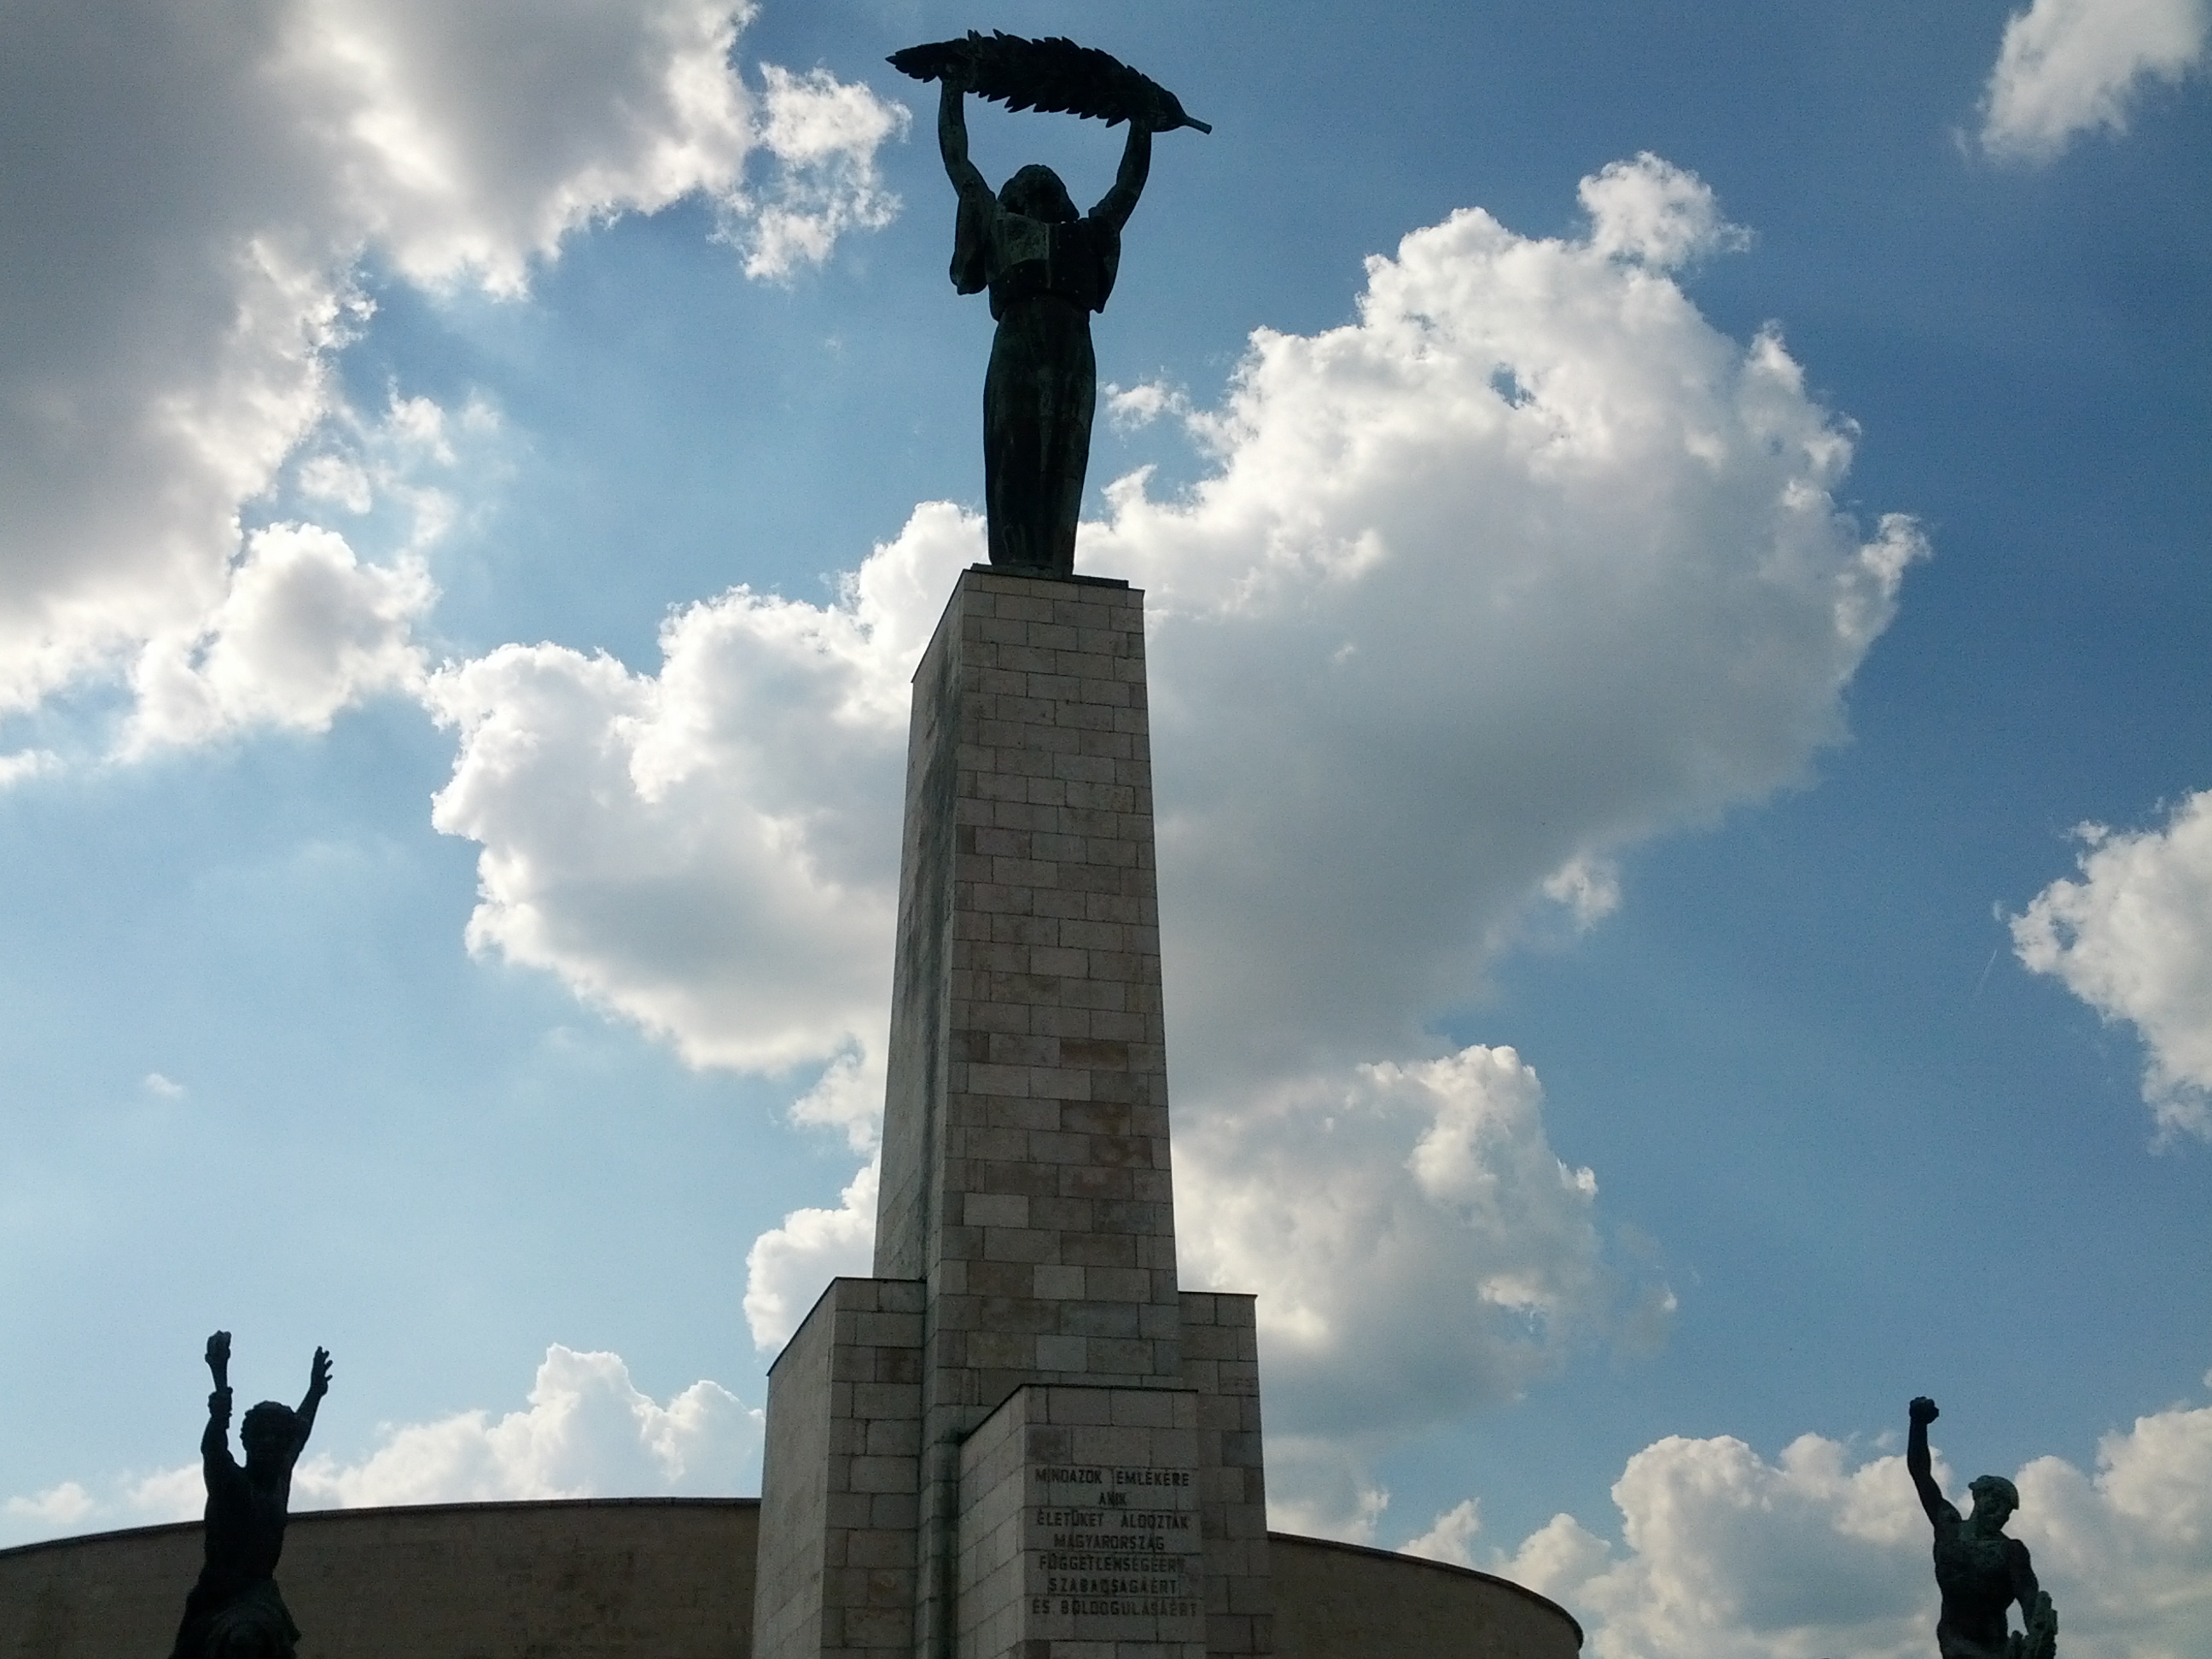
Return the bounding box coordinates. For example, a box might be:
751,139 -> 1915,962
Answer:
291,1346 -> 757,1509
1,1346 -> 757,1547
1176,1046 -> 1670,1439
0,0 -> 905,758
2012,789 -> 2212,1140
1089,154 -> 1921,1091
425,508 -> 972,1074
1470,1377 -> 2212,1659
743,1158 -> 882,1349
1980,0 -> 2209,160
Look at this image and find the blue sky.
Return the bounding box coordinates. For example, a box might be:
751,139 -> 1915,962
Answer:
3,3 -> 2209,1655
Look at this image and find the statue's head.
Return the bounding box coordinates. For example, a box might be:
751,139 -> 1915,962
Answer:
239,1401 -> 298,1470
1000,165 -> 1077,224
1967,1474 -> 2019,1528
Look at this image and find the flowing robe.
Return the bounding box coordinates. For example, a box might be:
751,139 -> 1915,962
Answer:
953,196 -> 1121,574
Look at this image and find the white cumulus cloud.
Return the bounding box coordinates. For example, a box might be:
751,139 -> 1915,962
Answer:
1263,1437 -> 1394,1545
1403,1497 -> 1485,1566
1516,1434 -> 1931,1659
743,1157 -> 882,1349
0,1346 -> 757,1547
2017,1382 -> 2212,1650
736,63 -> 910,279
2,1481 -> 96,1529
1105,380 -> 1193,431
1087,160 -> 1920,1092
294,1345 -> 757,1507
125,523 -> 434,753
1579,153 -> 1751,267
122,1464 -> 207,1528
2011,789 -> 2212,1141
1490,1380 -> 2212,1659
0,749 -> 59,789
425,505 -> 975,1074
0,1 -> 905,747
1179,1046 -> 1663,1440
1980,0 -> 2209,160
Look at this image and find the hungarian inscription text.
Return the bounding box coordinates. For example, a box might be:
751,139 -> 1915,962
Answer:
1025,1462 -> 1202,1623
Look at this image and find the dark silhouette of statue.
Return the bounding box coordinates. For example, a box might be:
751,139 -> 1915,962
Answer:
167,1331 -> 330,1659
1908,1397 -> 2058,1659
891,33 -> 1208,576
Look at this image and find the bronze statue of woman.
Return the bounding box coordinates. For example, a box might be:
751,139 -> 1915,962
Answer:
894,32 -> 1206,576
938,72 -> 1150,574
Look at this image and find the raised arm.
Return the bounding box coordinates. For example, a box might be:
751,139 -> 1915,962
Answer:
1908,1396 -> 1955,1527
201,1330 -> 234,1464
1090,119 -> 1152,232
293,1347 -> 331,1451
201,1386 -> 234,1462
938,79 -> 991,205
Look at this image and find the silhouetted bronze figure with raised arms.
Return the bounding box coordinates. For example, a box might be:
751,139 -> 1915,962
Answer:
167,1332 -> 330,1659
890,32 -> 1208,575
1908,1396 -> 2058,1659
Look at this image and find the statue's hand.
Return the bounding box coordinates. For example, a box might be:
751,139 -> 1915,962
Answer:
308,1348 -> 333,1398
1910,1395 -> 1940,1426
206,1330 -> 231,1385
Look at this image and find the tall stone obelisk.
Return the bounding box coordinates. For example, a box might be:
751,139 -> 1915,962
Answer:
754,566 -> 1273,1659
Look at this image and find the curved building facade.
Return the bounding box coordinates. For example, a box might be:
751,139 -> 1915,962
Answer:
0,1499 -> 1580,1659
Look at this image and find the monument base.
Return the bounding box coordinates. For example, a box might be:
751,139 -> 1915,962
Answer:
754,1284 -> 1272,1659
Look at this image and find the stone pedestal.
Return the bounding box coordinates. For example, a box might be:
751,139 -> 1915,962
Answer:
756,568 -> 1272,1659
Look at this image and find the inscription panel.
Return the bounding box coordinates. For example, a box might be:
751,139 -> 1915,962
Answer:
1027,1461 -> 1202,1633
955,1384 -> 1207,1659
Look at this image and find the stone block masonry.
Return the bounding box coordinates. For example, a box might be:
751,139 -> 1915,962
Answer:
756,567 -> 1272,1659
754,1278 -> 926,1659
1178,1295 -> 1272,1659
876,567 -> 1180,1382
879,569 -> 1185,1659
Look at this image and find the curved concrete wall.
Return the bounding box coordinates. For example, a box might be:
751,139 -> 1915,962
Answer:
1268,1534 -> 1582,1659
0,1499 -> 1578,1659
0,1498 -> 759,1659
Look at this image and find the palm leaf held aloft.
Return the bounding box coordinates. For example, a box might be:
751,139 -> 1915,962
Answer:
888,32 -> 1211,134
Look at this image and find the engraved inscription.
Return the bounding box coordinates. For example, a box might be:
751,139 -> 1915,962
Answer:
1024,1462 -> 1202,1624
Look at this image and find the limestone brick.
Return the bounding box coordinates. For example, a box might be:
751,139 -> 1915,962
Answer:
1176,1295 -> 1273,1659
755,1278 -> 925,1659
